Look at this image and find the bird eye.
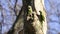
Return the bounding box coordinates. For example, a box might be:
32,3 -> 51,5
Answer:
28,7 -> 30,9
39,11 -> 41,12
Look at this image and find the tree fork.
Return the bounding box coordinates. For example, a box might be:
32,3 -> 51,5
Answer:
22,0 -> 36,34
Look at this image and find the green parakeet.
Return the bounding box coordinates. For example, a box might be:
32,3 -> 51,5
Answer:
28,6 -> 32,15
37,11 -> 45,25
39,11 -> 45,23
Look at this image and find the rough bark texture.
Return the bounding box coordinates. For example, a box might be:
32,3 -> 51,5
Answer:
1,0 -> 60,34
0,0 -> 47,34
24,0 -> 47,34
34,0 -> 47,34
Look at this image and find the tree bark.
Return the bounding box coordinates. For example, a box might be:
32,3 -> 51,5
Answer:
23,0 -> 47,34
34,0 -> 47,34
7,0 -> 47,34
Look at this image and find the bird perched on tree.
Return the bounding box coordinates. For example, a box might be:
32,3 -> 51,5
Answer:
27,5 -> 34,20
37,11 -> 45,25
28,5 -> 32,16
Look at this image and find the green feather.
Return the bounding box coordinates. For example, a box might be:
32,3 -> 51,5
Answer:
28,6 -> 32,15
39,11 -> 45,25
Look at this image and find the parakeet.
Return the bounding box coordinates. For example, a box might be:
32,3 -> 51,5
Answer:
37,11 -> 45,24
39,11 -> 45,22
27,5 -> 34,20
28,6 -> 32,16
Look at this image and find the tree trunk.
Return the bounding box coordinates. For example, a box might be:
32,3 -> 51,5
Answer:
7,0 -> 47,34
23,0 -> 47,34
34,0 -> 47,34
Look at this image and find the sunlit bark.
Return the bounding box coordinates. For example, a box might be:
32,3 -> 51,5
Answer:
7,0 -> 47,34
